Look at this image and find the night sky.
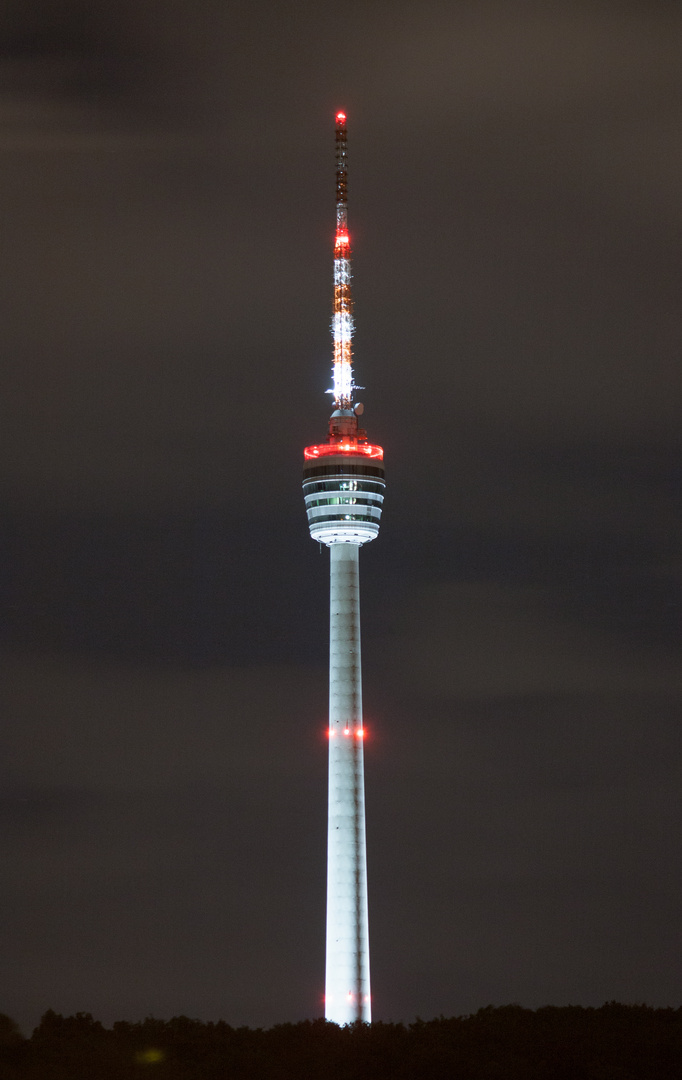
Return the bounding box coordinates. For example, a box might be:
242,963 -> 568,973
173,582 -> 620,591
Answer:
2,0 -> 681,1034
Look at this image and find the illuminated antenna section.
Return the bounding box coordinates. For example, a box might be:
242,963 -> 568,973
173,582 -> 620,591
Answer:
333,110 -> 354,408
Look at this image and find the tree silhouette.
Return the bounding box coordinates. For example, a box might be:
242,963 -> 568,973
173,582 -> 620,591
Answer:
2,1003 -> 680,1079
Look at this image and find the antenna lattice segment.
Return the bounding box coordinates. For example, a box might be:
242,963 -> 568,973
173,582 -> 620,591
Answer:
333,112 -> 354,408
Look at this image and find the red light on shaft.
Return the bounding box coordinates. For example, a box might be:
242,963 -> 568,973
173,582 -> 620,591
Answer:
336,111 -> 346,123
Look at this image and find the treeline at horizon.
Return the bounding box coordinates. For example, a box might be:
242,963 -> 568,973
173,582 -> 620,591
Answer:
1,1002 -> 681,1078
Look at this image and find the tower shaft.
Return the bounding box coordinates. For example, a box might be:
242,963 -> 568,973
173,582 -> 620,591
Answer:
326,543 -> 370,1024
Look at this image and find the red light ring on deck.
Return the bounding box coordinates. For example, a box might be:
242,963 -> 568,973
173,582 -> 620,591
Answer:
304,443 -> 384,461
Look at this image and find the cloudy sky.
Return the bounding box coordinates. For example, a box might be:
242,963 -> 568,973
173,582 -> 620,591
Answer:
1,0 -> 681,1032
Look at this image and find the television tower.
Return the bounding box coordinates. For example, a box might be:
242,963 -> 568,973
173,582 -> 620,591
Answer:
303,111 -> 385,1025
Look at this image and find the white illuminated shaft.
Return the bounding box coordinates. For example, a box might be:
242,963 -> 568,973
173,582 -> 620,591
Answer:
326,542 -> 371,1024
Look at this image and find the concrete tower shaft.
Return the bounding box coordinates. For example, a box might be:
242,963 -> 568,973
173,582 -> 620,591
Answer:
326,543 -> 370,1024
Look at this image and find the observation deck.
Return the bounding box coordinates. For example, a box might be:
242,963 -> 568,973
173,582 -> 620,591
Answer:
303,410 -> 385,546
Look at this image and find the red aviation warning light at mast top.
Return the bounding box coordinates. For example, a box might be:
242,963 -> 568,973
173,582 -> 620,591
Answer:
332,110 -> 354,408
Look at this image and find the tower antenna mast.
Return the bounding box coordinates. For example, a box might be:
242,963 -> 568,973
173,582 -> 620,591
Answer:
332,110 -> 354,408
303,111 -> 386,1026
